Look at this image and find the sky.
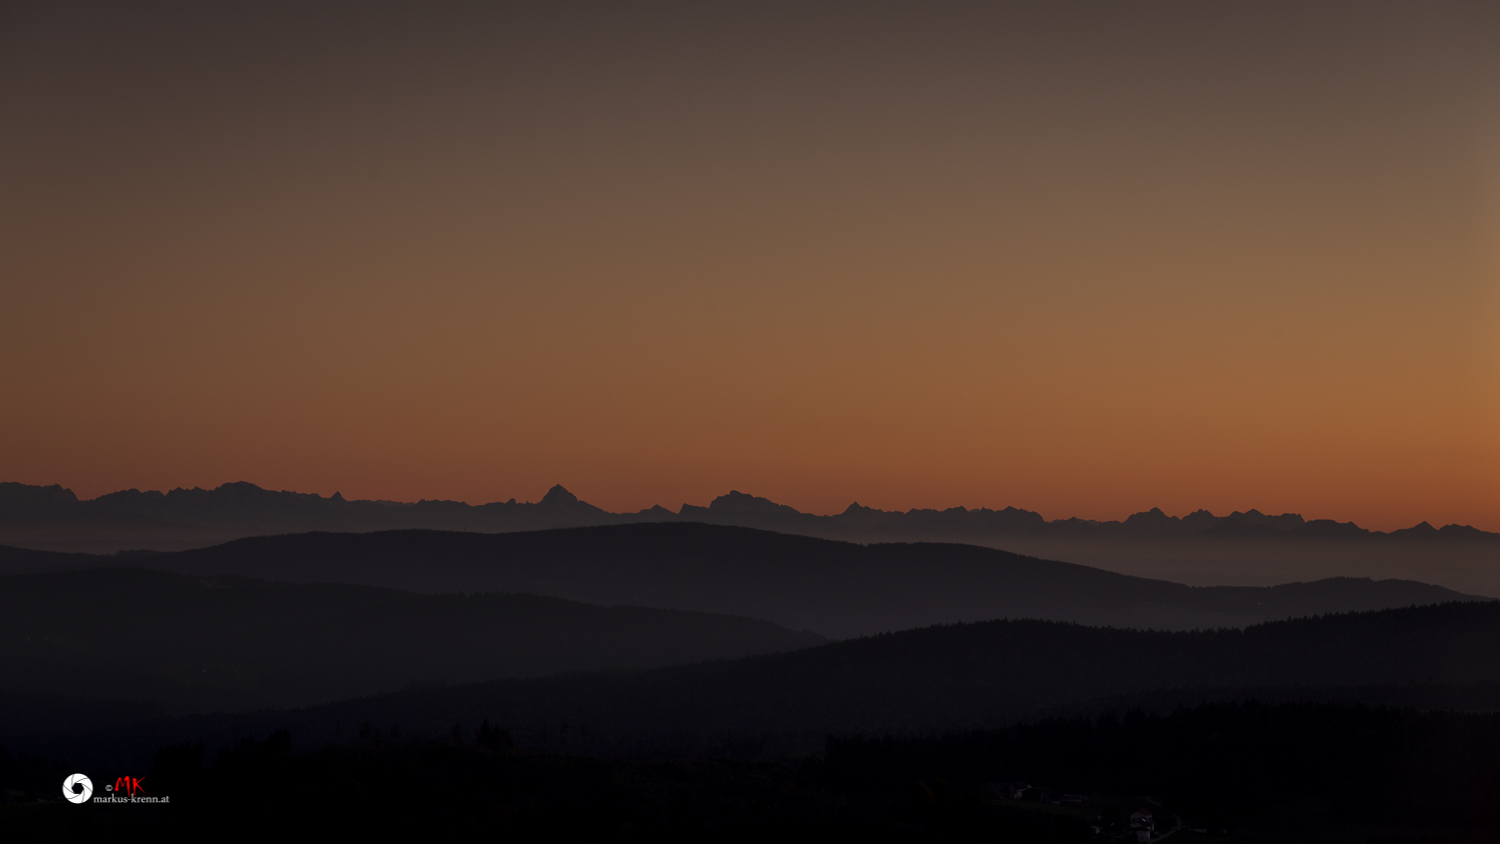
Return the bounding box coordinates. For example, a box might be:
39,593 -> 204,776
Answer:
2,1 -> 1498,530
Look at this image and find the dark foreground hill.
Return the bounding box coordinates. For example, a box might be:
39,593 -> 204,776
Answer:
21,600 -> 1500,772
6,702 -> 1499,840
269,600 -> 1500,745
0,525 -> 1480,638
0,568 -> 822,716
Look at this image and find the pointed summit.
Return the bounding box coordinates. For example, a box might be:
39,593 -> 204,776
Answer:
539,485 -> 580,506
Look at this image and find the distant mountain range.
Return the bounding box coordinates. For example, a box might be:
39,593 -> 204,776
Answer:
4,488 -> 1495,834
1,480 -> 1492,548
1,524 -> 1479,638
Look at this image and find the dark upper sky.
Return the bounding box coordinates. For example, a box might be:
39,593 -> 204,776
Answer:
3,1 -> 1497,529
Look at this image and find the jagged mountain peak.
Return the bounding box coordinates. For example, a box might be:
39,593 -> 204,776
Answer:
707,491 -> 804,516
2,482 -> 1496,561
538,485 -> 580,506
1124,507 -> 1176,526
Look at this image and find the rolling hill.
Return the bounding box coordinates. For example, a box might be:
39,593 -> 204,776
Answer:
4,480 -> 1495,594
18,600 -> 1500,773
0,524 -> 1477,638
0,568 -> 823,715
287,599 -> 1500,744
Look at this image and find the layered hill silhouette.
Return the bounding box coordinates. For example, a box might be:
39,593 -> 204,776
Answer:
0,524 -> 1478,638
313,600 -> 1500,743
21,600 -> 1500,771
0,568 -> 822,716
5,480 -> 1495,593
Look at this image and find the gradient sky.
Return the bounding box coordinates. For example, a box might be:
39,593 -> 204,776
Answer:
3,1 -> 1498,530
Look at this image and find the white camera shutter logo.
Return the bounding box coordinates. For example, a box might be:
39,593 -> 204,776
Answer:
63,773 -> 92,804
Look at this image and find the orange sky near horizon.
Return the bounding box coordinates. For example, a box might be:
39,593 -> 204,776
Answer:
3,1 -> 1498,532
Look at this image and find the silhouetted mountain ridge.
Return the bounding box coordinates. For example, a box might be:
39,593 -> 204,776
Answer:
2,481 -> 1489,554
